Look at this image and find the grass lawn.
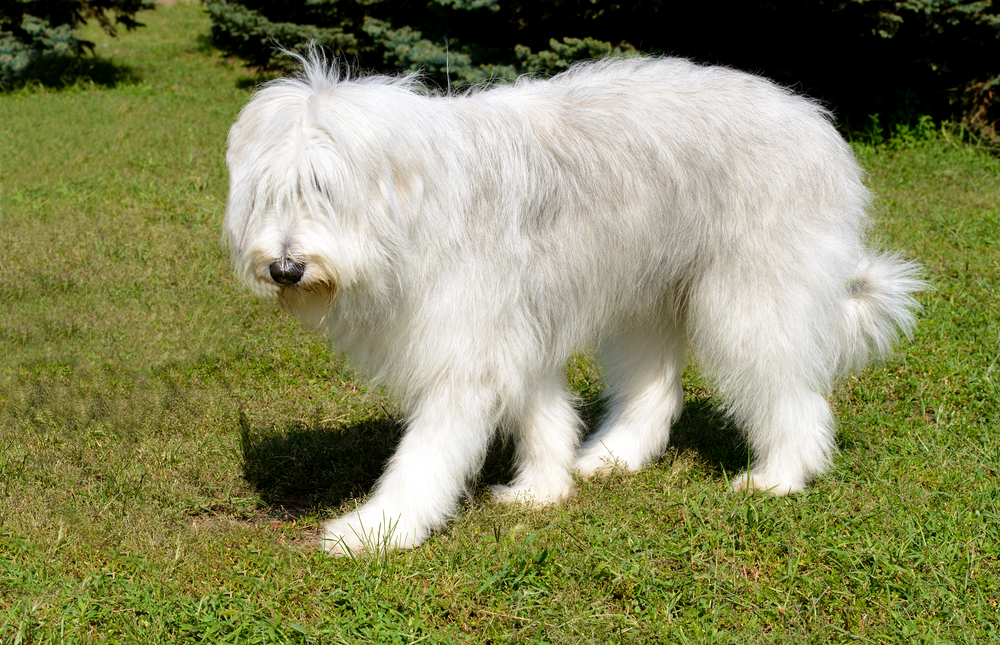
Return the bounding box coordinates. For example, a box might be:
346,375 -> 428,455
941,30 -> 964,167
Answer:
1,3 -> 998,642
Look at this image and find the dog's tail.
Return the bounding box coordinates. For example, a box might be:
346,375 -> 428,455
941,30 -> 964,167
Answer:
837,252 -> 925,375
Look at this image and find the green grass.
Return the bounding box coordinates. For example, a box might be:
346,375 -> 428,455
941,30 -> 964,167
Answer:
1,3 -> 998,642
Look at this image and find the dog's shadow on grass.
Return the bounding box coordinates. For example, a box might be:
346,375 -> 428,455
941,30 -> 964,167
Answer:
239,412 -> 403,510
239,395 -> 747,511
666,399 -> 749,477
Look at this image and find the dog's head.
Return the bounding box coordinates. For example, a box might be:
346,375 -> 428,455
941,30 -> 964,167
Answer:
223,76 -> 355,304
223,55 -> 420,312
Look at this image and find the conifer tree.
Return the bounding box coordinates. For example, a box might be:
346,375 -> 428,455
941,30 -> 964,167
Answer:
205,0 -> 999,126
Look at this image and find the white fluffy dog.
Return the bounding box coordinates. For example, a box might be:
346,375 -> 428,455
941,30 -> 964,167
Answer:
224,54 -> 922,555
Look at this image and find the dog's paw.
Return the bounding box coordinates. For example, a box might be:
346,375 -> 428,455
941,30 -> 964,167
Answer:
321,510 -> 425,556
574,449 -> 635,479
490,483 -> 571,507
731,471 -> 805,496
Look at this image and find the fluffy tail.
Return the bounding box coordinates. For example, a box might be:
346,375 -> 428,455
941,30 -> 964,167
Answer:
837,252 -> 925,375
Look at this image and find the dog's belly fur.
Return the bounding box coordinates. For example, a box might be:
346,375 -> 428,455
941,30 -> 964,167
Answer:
224,55 -> 923,554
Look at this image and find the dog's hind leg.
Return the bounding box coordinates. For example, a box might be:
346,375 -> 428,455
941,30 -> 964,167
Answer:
492,372 -> 581,505
688,271 -> 837,495
323,384 -> 498,555
575,321 -> 686,477
726,386 -> 835,495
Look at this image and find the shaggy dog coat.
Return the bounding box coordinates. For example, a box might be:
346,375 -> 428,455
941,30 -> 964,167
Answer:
224,55 -> 922,554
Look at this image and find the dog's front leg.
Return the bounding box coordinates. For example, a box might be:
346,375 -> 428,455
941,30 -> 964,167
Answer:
323,385 -> 497,556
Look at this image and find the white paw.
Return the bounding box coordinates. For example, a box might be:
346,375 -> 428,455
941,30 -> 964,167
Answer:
490,482 -> 572,507
731,470 -> 805,496
322,509 -> 426,556
574,447 -> 635,479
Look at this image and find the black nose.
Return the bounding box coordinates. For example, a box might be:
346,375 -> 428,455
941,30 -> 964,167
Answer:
269,258 -> 305,285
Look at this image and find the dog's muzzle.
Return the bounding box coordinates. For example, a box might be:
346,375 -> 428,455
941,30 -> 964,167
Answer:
269,258 -> 306,285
